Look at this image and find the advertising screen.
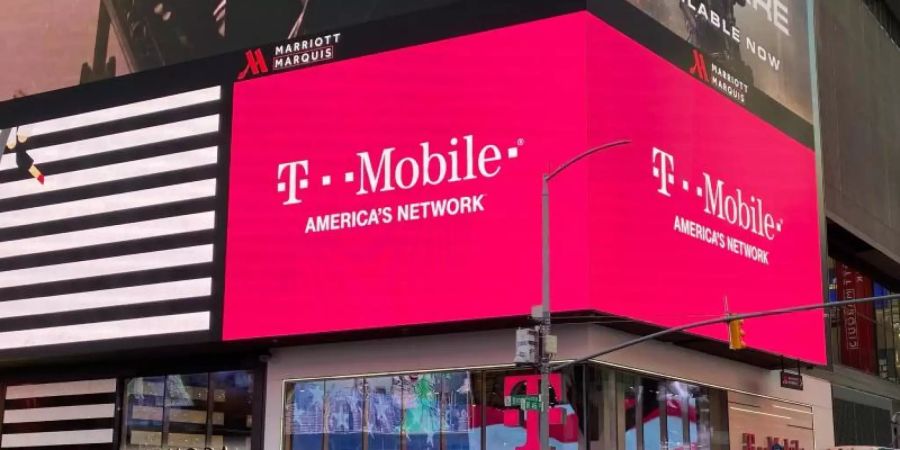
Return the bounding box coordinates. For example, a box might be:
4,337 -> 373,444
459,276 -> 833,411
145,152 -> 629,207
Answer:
621,0 -> 813,122
225,10 -> 824,362
0,0 -> 521,101
0,87 -> 221,352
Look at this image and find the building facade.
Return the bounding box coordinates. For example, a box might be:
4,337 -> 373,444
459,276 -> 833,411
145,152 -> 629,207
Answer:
812,0 -> 900,445
0,0 -> 897,449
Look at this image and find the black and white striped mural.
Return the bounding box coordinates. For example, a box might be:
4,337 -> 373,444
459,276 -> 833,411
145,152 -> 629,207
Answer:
0,86 -> 222,352
1,379 -> 117,450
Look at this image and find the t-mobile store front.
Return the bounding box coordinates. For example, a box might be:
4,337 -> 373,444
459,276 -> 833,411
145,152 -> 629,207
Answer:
275,367 -> 818,450
221,0 -> 832,449
259,327 -> 827,450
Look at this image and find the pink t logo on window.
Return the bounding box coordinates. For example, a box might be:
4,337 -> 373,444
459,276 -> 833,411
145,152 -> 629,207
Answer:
503,374 -> 566,450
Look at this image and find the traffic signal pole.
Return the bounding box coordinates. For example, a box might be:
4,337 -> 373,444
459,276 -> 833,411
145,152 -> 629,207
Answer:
551,292 -> 900,373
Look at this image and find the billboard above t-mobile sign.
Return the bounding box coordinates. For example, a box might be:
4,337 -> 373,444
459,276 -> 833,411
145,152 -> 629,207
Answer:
224,11 -> 824,363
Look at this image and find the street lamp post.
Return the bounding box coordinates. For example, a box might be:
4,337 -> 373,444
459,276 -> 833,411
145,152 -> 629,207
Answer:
539,140 -> 630,450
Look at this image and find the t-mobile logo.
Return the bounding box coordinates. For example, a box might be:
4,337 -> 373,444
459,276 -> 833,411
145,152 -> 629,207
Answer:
652,147 -> 675,197
502,374 -> 568,450
277,160 -> 310,205
275,134 -> 522,206
653,146 -> 784,240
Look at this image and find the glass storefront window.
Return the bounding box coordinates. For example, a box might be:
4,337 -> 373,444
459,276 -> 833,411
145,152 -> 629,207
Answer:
281,365 -> 739,450
403,374 -> 441,450
364,376 -> 401,450
122,371 -> 255,450
284,372 -> 478,450
615,372 -> 725,450
166,373 -> 210,449
618,373 -> 639,450
441,372 -> 475,450
585,365 -> 608,449
664,381 -> 685,449
640,379 -> 661,450
213,371 -> 255,450
125,376 -> 166,449
483,370 -> 528,450
285,381 -> 325,450
325,379 -> 364,450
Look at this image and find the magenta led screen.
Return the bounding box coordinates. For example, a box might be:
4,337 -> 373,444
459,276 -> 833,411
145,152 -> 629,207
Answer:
224,12 -> 825,363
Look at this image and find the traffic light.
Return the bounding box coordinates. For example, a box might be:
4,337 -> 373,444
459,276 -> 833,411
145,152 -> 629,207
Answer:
728,318 -> 746,350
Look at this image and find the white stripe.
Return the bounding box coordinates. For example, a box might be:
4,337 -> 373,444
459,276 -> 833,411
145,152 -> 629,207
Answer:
0,212 -> 215,259
3,404 -> 115,424
0,179 -> 216,229
0,147 -> 218,200
24,87 -> 221,136
1,429 -> 113,447
0,115 -> 219,172
0,245 -> 213,289
0,279 -> 211,319
6,379 -> 116,400
0,312 -> 210,350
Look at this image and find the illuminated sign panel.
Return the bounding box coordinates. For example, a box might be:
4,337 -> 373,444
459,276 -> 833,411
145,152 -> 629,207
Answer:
621,0 -> 813,122
224,11 -> 824,362
0,87 -> 221,352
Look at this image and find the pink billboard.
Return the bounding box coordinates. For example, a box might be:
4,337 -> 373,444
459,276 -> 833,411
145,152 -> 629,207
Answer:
224,12 -> 825,363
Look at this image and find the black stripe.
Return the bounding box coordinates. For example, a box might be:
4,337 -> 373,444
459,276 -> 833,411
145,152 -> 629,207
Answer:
0,297 -> 210,333
0,229 -> 214,271
0,197 -> 216,242
0,263 -> 212,302
0,133 -> 218,184
0,165 -> 216,213
14,100 -> 219,151
5,393 -> 117,410
1,419 -> 115,435
1,443 -> 113,450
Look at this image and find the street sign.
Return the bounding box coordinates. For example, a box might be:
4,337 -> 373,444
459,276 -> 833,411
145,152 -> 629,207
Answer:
505,394 -> 542,410
780,371 -> 804,390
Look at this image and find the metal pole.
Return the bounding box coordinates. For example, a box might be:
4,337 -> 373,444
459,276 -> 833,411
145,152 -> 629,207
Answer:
537,140 -> 630,450
540,175 -> 551,450
551,293 -> 900,372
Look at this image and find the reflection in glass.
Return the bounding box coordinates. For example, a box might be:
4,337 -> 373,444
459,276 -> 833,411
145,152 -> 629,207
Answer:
165,373 -> 210,449
484,370 -> 527,450
325,379 -> 364,450
689,391 -> 699,449
553,369 -> 581,450
441,372 -> 475,450
285,380 -> 325,450
641,379 -> 661,450
665,382 -> 685,450
279,365 -> 730,450
124,376 -> 165,450
123,371 -> 254,450
212,371 -> 254,450
365,376 -> 402,450
620,374 -> 638,450
404,374 -> 441,450
586,366 -> 607,449
286,372 -> 481,450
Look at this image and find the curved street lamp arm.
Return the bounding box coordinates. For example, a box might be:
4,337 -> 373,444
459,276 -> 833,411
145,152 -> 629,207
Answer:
545,139 -> 631,182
